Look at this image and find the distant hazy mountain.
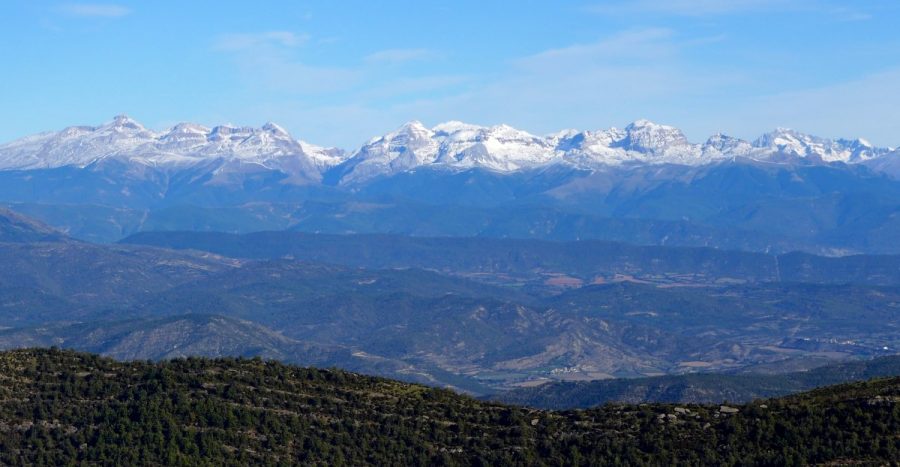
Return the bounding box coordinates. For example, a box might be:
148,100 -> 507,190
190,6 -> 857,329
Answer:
2,225 -> 899,391
491,355 -> 900,408
1,116 -> 896,186
121,230 -> 900,288
0,207 -> 68,243
2,116 -> 900,253
0,115 -> 335,184
0,208 -> 897,393
329,118 -> 894,184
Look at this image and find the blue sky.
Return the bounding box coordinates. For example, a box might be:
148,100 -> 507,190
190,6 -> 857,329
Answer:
2,0 -> 900,148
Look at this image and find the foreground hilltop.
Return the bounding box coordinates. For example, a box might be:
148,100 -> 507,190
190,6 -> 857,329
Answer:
0,349 -> 896,465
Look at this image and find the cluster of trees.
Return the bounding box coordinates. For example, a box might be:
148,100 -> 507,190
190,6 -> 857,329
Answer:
0,348 -> 896,465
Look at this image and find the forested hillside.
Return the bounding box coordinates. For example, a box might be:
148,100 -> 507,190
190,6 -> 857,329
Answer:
0,349 -> 896,465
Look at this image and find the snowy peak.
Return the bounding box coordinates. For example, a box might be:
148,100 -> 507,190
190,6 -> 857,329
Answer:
335,121 -> 559,183
300,141 -> 347,171
0,116 -> 347,183
754,128 -> 890,162
161,123 -> 210,144
629,119 -> 687,143
166,122 -> 210,135
432,120 -> 482,136
754,128 -> 820,156
702,133 -> 753,158
261,122 -> 290,137
328,118 -> 898,183
2,116 -> 897,185
435,122 -> 553,170
387,121 -> 435,146
834,137 -> 886,162
333,121 -> 440,184
208,124 -> 256,143
104,114 -> 148,132
618,120 -> 689,151
375,121 -> 437,160
554,120 -> 704,166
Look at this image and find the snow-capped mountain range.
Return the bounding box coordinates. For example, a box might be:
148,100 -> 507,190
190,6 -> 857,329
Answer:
0,115 -> 896,184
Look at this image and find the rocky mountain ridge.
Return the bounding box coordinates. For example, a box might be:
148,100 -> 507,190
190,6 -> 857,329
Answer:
2,115 -> 896,185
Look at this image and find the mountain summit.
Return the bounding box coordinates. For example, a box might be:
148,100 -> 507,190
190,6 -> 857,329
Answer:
0,116 -> 339,184
0,116 -> 897,186
328,119 -> 898,183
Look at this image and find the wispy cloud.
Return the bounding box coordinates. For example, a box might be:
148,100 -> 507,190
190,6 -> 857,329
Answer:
208,22 -> 900,149
515,28 -> 677,69
361,75 -> 470,100
586,0 -> 794,16
215,34 -> 454,98
586,0 -> 872,20
214,31 -> 359,95
348,28 -> 750,139
364,48 -> 435,64
57,3 -> 131,18
214,31 -> 309,51
244,56 -> 361,94
230,28 -> 747,145
730,67 -> 900,145
829,6 -> 872,22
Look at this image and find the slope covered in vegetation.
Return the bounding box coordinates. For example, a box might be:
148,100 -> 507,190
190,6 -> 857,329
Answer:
0,349 -> 897,465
